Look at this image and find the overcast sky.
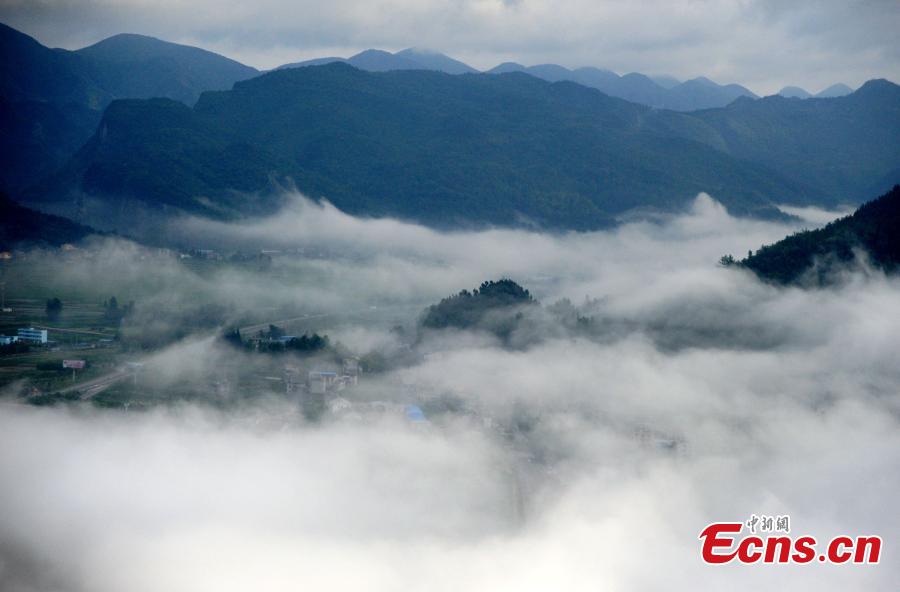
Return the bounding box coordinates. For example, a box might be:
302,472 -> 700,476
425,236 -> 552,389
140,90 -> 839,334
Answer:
1,0 -> 898,95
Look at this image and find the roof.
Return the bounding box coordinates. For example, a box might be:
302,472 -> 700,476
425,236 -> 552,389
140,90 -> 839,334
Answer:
405,405 -> 427,421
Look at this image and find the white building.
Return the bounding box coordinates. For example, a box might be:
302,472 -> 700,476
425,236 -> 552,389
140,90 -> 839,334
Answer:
0,335 -> 19,345
17,327 -> 48,344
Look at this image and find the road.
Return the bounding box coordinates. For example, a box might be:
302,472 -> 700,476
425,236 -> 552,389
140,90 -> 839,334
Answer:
32,324 -> 110,337
57,368 -> 132,399
238,303 -> 426,338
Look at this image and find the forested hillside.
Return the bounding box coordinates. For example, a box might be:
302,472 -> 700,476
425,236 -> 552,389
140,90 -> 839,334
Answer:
737,185 -> 900,284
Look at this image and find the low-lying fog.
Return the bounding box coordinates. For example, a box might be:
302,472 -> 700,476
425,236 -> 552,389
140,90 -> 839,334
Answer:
1,193 -> 897,591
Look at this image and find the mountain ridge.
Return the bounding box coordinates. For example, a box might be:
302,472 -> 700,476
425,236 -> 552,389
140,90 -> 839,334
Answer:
27,62 -> 841,234
0,22 -> 260,193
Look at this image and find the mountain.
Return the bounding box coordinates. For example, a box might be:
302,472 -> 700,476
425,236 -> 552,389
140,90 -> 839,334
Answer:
277,48 -> 477,74
1,23 -> 258,108
0,23 -> 105,192
394,48 -> 478,74
777,86 -> 812,99
0,22 -> 109,107
0,192 -> 97,249
344,49 -> 425,72
737,185 -> 900,284
280,49 -> 758,111
608,72 -> 670,107
0,95 -> 101,193
486,63 -> 756,110
421,279 -> 537,341
775,84 -> 854,100
671,79 -> 900,204
30,63 -> 812,233
665,76 -> 757,110
0,22 -> 258,194
816,83 -> 854,98
489,62 -> 527,74
650,75 -> 681,89
75,33 -> 259,105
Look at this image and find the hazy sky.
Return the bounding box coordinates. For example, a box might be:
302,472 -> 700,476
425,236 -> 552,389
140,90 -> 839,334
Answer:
1,0 -> 898,94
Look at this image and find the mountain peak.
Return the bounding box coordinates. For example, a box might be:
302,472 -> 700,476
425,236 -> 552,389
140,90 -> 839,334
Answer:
394,48 -> 478,74
351,48 -> 393,59
815,82 -> 854,98
78,33 -> 191,60
345,49 -> 424,72
686,76 -> 717,87
777,85 -> 811,98
488,62 -> 527,74
854,79 -> 896,94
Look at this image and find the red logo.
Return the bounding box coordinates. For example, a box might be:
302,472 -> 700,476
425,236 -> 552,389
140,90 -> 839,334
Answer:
699,518 -> 881,565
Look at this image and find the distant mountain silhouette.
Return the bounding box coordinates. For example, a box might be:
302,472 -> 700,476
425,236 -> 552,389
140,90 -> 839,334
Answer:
775,83 -> 855,100
815,83 -> 854,98
75,33 -> 258,105
277,48 -> 477,75
31,63 -> 816,233
0,22 -> 258,193
777,86 -> 812,99
280,46 -> 755,111
3,21 -> 898,236
650,75 -> 681,89
487,63 -> 756,110
665,76 -> 757,110
394,48 -> 478,74
672,79 -> 900,204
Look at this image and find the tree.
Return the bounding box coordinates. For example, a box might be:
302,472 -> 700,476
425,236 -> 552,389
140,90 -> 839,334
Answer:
284,333 -> 330,354
719,254 -> 736,267
103,296 -> 134,325
221,327 -> 245,349
421,279 -> 536,330
45,297 -> 63,322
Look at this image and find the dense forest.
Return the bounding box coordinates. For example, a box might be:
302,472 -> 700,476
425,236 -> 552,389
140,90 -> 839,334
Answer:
4,20 -> 899,234
733,185 -> 900,284
0,191 -> 97,249
421,279 -> 538,342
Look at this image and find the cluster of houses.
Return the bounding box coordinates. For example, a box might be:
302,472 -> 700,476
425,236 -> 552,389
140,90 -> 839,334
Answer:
284,357 -> 361,396
282,356 -> 429,425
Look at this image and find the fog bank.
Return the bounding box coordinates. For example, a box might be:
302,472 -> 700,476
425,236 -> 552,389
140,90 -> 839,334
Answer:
1,192 -> 897,590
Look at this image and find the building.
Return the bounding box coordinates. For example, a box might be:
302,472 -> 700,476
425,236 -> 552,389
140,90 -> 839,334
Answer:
17,327 -> 48,344
405,405 -> 428,423
283,366 -> 301,394
342,357 -> 360,376
308,370 -> 338,394
0,335 -> 18,345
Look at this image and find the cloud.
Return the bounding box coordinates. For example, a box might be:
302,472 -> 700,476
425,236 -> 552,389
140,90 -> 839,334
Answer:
1,0 -> 898,93
1,192 -> 898,589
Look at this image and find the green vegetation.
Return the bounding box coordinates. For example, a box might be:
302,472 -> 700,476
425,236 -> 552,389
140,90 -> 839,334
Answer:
223,325 -> 335,356
27,391 -> 82,406
421,279 -> 537,341
45,297 -> 63,321
35,63 -> 837,230
668,81 -> 900,203
730,185 -> 900,284
103,296 -> 134,325
0,192 -> 97,249
0,23 -> 258,194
